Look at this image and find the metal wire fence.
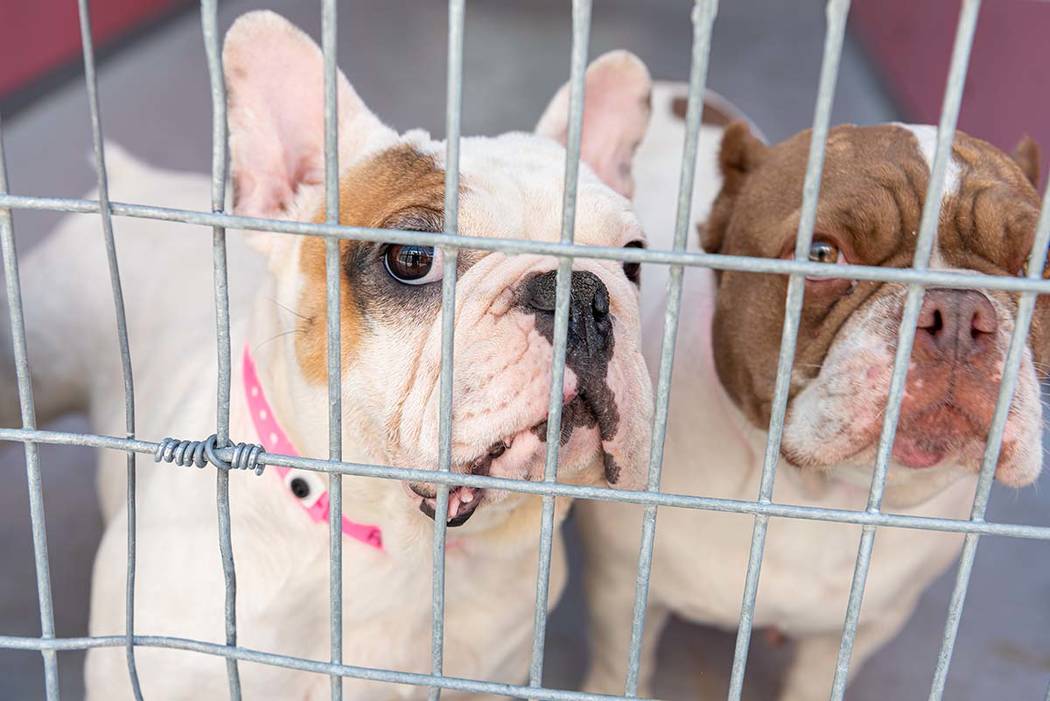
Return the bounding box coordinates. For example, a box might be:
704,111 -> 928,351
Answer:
0,0 -> 1049,699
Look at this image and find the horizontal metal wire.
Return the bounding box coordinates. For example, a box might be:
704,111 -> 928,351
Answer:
2,192 -> 1049,294
0,634 -> 650,701
0,427 -> 1046,542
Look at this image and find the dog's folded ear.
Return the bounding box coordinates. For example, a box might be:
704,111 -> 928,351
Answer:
535,50 -> 652,199
718,121 -> 768,197
223,11 -> 397,254
701,121 -> 768,254
1012,135 -> 1041,189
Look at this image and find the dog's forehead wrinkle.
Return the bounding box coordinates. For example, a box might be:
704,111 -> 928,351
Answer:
892,125 -> 1043,276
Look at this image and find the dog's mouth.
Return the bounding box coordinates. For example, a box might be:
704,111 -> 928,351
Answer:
409,418 -> 549,528
409,395 -> 603,527
783,398 -> 992,472
810,402 -> 986,471
409,440 -> 505,527
892,403 -> 984,469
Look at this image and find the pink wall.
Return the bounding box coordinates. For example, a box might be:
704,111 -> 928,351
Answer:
0,0 -> 186,100
852,0 -> 1050,185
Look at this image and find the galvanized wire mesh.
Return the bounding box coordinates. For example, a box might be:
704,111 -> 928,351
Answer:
1,0 -> 1049,700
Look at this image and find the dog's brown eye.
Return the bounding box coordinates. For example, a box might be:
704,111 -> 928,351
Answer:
623,240 -> 644,285
808,240 -> 840,265
384,244 -> 444,285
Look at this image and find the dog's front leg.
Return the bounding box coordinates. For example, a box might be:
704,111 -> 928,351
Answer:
581,552 -> 670,697
778,601 -> 915,701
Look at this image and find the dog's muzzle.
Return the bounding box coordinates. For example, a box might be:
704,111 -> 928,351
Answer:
409,441 -> 507,527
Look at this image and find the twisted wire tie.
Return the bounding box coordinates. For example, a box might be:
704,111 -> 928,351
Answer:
154,434 -> 265,476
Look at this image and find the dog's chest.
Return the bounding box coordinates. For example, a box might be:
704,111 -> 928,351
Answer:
652,479 -> 970,634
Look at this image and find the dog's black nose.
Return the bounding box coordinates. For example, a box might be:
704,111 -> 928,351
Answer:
523,270 -> 612,359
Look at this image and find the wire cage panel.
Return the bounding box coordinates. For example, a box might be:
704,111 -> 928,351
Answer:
1,1 -> 1049,700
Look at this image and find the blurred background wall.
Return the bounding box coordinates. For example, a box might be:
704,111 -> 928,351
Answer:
853,0 -> 1050,185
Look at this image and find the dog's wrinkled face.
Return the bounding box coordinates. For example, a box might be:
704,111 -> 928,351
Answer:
223,12 -> 653,528
703,122 -> 1047,490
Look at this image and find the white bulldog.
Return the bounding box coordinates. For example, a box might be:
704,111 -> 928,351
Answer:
0,11 -> 656,699
580,83 -> 1047,700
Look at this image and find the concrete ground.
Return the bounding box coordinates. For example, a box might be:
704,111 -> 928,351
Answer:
1,1 -> 1048,699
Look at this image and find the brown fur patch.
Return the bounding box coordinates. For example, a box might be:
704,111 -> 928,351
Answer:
296,145 -> 447,383
939,133 -> 1049,373
1012,135 -> 1041,189
671,94 -> 735,127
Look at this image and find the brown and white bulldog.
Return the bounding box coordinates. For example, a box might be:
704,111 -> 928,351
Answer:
579,83 -> 1047,700
0,12 -> 656,699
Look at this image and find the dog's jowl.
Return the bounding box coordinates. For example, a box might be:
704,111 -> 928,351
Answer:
0,11 -> 656,699
580,83 -> 1047,701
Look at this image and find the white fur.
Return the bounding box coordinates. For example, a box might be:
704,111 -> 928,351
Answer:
899,123 -> 963,201
78,150 -> 639,699
0,13 -> 657,700
68,155 -> 563,701
580,85 -> 1042,700
898,123 -> 962,269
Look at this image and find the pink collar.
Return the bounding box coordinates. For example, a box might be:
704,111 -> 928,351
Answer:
243,346 -> 383,551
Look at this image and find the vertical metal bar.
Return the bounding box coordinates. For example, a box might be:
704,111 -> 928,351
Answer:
75,1 -> 141,696
321,1 -> 343,699
1044,676 -> 1050,701
200,1 -> 241,697
622,1 -> 718,696
428,1 -> 464,699
0,120 -> 59,701
528,0 -> 591,694
926,31 -> 1049,701
830,2 -> 981,697
725,1 -> 851,698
